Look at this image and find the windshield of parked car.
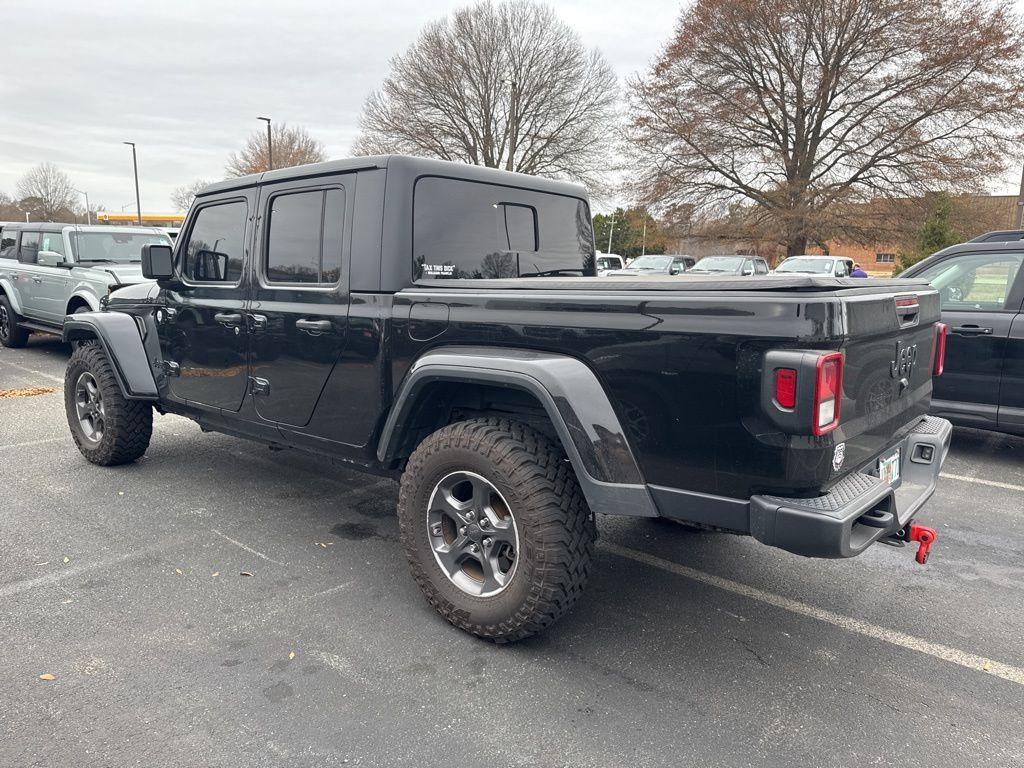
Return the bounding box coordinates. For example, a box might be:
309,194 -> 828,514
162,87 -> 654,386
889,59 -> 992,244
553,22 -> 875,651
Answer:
69,231 -> 171,263
775,257 -> 834,274
690,256 -> 744,273
626,255 -> 672,270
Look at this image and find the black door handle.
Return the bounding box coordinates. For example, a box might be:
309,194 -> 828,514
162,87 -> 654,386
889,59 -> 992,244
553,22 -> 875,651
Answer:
951,325 -> 993,336
295,318 -> 332,334
214,312 -> 243,327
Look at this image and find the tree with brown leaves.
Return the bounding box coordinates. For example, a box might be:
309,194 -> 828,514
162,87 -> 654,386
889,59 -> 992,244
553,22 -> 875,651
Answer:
627,0 -> 1024,256
225,123 -> 326,177
353,0 -> 618,190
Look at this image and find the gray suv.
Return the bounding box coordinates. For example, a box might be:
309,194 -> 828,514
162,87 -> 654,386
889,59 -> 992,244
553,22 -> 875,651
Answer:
0,223 -> 170,347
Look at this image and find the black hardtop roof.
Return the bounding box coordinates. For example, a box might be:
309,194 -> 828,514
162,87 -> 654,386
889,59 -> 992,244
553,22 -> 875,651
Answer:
197,155 -> 590,199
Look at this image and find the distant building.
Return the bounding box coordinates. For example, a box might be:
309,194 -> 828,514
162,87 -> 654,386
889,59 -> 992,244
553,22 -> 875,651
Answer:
807,194 -> 1021,276
96,212 -> 184,228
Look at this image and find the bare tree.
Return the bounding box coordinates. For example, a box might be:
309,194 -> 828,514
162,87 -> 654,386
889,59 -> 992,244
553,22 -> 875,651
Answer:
15,163 -> 77,221
353,0 -> 618,189
226,123 -> 326,177
626,0 -> 1024,256
171,179 -> 211,211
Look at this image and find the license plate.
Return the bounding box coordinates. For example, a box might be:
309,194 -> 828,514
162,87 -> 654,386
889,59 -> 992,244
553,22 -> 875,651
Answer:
878,449 -> 901,486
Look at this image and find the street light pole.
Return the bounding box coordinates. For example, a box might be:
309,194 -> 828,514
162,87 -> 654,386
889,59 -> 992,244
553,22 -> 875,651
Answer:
73,188 -> 91,225
123,142 -> 142,225
257,116 -> 273,171
607,211 -> 615,254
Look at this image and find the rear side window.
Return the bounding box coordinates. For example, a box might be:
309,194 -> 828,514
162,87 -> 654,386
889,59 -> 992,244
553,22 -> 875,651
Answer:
19,232 -> 41,264
182,201 -> 248,283
265,188 -> 344,285
0,230 -> 16,259
413,176 -> 594,279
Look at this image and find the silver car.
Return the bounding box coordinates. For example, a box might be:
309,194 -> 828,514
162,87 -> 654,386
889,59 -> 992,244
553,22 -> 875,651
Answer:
0,223 -> 170,347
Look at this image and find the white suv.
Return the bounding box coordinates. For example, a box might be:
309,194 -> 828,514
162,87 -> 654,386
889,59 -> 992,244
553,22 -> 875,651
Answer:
0,223 -> 170,347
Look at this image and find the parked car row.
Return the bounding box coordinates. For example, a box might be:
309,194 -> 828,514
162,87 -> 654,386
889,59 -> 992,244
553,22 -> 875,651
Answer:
598,253 -> 856,278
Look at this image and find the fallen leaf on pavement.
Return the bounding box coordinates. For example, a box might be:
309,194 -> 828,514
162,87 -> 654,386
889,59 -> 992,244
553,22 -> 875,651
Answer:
289,651 -> 295,660
211,571 -> 220,578
175,568 -> 183,575
63,557 -> 70,564
39,674 -> 56,681
240,571 -> 253,577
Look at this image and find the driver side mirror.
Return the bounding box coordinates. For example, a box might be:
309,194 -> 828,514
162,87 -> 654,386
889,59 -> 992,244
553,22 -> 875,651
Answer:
142,243 -> 174,280
37,250 -> 66,267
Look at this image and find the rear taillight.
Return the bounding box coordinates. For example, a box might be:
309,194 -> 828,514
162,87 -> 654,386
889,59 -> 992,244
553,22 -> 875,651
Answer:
774,368 -> 797,409
813,353 -> 843,436
933,322 -> 947,376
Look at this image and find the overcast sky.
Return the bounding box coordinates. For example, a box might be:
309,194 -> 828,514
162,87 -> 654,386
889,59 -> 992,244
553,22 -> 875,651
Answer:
2,0 -> 1021,216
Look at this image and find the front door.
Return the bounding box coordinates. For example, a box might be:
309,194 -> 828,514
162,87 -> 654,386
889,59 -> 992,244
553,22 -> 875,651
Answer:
248,178 -> 351,427
157,194 -> 254,411
34,230 -> 71,321
915,250 -> 1024,428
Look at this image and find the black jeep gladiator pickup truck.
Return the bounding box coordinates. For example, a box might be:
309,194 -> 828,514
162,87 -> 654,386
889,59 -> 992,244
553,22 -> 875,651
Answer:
61,155 -> 951,642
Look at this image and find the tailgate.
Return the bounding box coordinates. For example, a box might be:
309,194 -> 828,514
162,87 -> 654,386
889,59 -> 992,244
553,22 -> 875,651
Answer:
835,286 -> 942,474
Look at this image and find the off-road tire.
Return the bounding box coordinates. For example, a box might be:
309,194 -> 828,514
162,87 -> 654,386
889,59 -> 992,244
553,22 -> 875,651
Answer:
398,417 -> 597,643
0,294 -> 30,348
65,342 -> 153,466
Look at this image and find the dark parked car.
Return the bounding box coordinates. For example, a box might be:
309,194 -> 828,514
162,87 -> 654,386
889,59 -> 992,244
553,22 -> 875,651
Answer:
688,255 -> 769,276
605,253 -> 695,276
60,155 -> 950,642
902,235 -> 1024,436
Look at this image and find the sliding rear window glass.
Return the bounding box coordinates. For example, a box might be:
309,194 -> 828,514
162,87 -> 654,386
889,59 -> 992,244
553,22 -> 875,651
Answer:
413,176 -> 594,279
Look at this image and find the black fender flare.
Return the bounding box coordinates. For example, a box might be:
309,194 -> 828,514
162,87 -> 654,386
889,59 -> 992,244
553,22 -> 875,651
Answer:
62,312 -> 159,400
378,346 -> 657,517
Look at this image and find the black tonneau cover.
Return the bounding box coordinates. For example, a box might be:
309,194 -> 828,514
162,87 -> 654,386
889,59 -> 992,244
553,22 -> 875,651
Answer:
412,275 -> 929,293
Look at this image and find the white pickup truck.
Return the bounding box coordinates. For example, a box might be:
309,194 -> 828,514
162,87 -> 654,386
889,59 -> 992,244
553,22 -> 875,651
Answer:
0,223 -> 170,347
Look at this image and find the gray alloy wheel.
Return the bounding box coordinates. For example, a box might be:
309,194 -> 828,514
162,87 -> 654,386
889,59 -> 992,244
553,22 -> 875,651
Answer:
427,471 -> 520,597
74,371 -> 106,443
0,303 -> 9,342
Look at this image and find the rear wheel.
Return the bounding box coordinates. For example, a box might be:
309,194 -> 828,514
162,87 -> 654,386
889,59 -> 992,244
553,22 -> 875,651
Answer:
64,343 -> 153,465
398,418 -> 597,643
0,295 -> 30,348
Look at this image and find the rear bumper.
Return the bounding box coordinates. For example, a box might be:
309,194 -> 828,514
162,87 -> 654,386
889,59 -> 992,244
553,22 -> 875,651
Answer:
748,416 -> 952,558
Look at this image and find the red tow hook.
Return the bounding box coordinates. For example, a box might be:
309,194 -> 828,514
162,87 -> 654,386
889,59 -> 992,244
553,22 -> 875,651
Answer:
905,524 -> 938,565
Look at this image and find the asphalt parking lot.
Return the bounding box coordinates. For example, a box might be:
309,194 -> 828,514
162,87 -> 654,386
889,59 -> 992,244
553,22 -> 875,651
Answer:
2,335 -> 1023,768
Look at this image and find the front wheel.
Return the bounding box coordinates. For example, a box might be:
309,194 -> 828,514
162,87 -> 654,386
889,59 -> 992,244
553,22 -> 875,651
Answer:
65,343 -> 153,465
398,418 -> 597,643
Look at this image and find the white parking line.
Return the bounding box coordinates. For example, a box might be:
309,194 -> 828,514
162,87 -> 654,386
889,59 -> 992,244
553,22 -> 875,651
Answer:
0,359 -> 65,385
0,545 -> 163,600
211,528 -> 287,567
0,436 -> 66,451
940,472 -> 1024,494
601,541 -> 1024,687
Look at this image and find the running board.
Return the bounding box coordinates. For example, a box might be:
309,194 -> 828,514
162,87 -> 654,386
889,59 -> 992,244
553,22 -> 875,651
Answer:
18,321 -> 63,336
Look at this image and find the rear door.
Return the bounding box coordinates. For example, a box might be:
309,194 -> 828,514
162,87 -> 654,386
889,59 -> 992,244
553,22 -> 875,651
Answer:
15,231 -> 42,319
248,176 -> 351,427
913,250 -> 1024,429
